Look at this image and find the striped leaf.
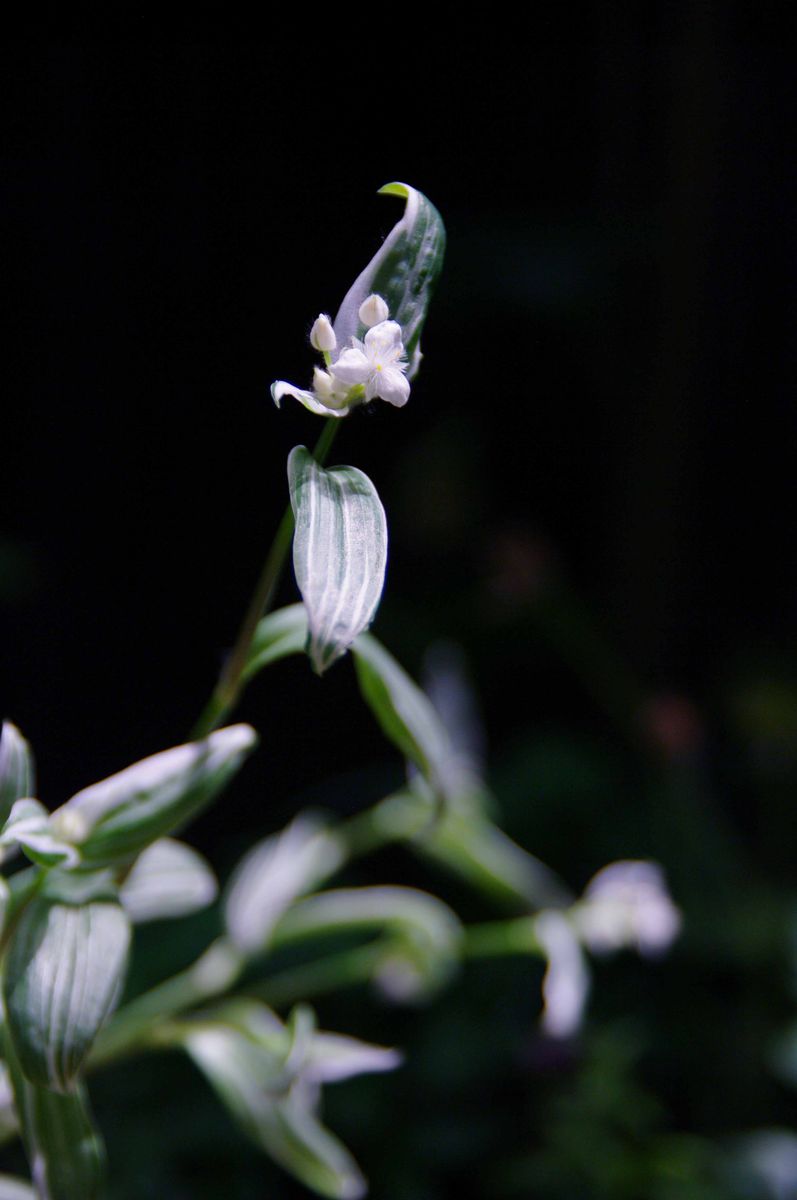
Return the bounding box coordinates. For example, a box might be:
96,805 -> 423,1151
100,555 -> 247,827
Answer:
3,871 -> 131,1091
333,183 -> 446,380
50,724 -> 257,866
0,722 -> 35,827
289,447 -> 387,675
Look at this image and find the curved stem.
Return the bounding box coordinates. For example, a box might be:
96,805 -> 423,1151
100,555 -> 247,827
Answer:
192,419 -> 340,739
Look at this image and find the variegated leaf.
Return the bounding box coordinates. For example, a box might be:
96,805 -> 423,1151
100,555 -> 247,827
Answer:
333,182 -> 446,380
289,447 -> 387,675
3,871 -> 131,1091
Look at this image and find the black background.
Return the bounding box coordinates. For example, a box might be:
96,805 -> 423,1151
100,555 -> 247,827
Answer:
2,23 -> 797,1199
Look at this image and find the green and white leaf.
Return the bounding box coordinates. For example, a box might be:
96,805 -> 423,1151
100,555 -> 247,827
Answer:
333,182 -> 446,380
224,814 -> 345,956
413,778 -> 571,908
50,724 -> 257,865
272,885 -> 462,1000
3,871 -> 131,1091
3,1032 -> 105,1200
352,634 -> 457,801
0,722 -> 35,827
289,447 -> 387,675
119,838 -> 218,924
243,603 -> 310,682
179,1001 -> 375,1200
0,800 -> 79,869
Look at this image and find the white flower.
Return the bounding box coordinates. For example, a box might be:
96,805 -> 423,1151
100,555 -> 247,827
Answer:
271,308 -> 411,418
309,313 -> 336,353
330,320 -> 410,408
573,860 -> 681,957
358,293 -> 389,328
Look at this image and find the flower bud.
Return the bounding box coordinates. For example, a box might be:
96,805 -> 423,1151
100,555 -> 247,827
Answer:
358,294 -> 389,328
310,314 -> 336,353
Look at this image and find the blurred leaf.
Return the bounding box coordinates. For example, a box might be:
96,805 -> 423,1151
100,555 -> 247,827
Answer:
416,796 -> 572,910
4,1030 -> 104,1200
177,999 -> 396,1199
50,724 -> 257,865
224,814 -> 344,956
352,634 -> 456,802
289,447 -> 387,675
0,1063 -> 18,1148
273,885 -> 462,1001
243,604 -> 308,682
4,871 -> 130,1091
0,1176 -> 35,1199
0,723 -> 35,828
119,838 -> 217,924
0,800 -> 79,870
333,182 -> 446,381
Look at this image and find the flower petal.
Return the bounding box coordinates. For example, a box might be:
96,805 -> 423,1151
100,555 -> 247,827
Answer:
363,320 -> 405,365
329,348 -> 371,386
271,380 -> 350,419
374,367 -> 410,407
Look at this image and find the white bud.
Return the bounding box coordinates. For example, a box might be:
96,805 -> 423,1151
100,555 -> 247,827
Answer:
310,314 -> 336,353
358,294 -> 389,328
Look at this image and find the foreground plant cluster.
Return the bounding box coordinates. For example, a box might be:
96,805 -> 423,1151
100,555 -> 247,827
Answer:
0,185 -> 681,1199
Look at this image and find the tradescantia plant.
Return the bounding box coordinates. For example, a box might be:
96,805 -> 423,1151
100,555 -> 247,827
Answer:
0,183 -> 682,1199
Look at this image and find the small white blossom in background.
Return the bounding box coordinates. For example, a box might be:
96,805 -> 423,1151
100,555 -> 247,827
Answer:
272,294 -> 410,418
535,910 -> 590,1039
573,860 -> 682,957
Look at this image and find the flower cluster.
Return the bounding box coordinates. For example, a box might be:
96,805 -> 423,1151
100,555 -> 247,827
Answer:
271,294 -> 410,419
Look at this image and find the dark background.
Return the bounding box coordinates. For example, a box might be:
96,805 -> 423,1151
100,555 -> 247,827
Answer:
2,22 -> 797,1200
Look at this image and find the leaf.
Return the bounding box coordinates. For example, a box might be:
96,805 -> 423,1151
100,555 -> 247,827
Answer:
332,182 -> 446,380
289,447 -> 387,675
414,793 -> 573,910
0,800 -> 80,870
119,838 -> 218,924
3,1031 -> 105,1200
272,885 -> 463,1000
180,1005 -> 368,1200
352,634 -> 456,801
0,1175 -> 36,1199
243,603 -> 309,682
224,814 -> 345,956
3,871 -> 131,1091
49,724 -> 257,865
0,722 -> 35,827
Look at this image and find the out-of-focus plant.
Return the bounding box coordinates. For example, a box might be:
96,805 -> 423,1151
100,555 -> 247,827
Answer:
0,183 -> 681,1199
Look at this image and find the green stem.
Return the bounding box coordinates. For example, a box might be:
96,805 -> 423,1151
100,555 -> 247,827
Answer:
463,916 -> 542,958
247,943 -> 387,1009
192,418 -> 340,739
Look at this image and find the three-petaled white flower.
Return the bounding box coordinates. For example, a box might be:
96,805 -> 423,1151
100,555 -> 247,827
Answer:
329,321 -> 410,409
271,294 -> 411,419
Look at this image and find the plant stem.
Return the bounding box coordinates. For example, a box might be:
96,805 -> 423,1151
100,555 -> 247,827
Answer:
463,916 -> 542,958
192,418 -> 340,739
247,943 -> 386,1009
